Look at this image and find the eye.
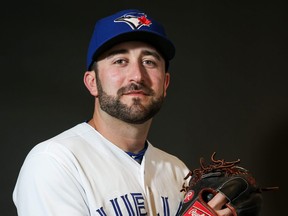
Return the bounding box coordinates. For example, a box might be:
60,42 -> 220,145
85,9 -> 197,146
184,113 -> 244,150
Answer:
143,59 -> 157,67
113,58 -> 128,65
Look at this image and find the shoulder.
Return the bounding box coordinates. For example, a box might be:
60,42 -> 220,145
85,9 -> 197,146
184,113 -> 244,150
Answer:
26,122 -> 95,157
15,122 -> 96,179
14,123 -> 96,186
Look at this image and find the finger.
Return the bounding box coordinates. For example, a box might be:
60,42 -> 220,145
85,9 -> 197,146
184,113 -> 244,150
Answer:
207,192 -> 228,210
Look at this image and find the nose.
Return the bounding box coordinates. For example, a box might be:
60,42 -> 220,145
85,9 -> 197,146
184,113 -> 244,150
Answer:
128,61 -> 146,83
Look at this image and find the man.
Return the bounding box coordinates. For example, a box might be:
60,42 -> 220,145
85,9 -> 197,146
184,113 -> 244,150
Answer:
13,9 -> 233,215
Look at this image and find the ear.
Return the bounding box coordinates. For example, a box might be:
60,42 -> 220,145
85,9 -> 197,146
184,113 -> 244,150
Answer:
163,72 -> 170,97
83,71 -> 98,96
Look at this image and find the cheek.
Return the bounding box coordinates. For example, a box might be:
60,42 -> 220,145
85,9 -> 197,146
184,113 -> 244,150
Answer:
99,73 -> 125,94
150,79 -> 167,97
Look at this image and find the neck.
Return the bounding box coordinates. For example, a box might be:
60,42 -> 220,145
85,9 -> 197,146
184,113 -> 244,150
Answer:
88,111 -> 152,153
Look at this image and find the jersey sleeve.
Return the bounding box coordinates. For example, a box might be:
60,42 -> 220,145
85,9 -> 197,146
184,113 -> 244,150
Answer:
13,151 -> 90,216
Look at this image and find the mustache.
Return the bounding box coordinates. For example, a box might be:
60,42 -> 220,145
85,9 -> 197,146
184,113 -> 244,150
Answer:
117,83 -> 154,96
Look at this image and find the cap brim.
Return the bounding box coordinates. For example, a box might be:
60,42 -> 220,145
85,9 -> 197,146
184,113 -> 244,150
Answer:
91,31 -> 175,63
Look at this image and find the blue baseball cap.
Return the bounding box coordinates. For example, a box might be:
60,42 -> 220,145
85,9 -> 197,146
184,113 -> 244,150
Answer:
86,9 -> 175,70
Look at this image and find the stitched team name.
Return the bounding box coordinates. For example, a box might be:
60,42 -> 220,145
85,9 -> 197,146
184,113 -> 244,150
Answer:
96,193 -> 171,216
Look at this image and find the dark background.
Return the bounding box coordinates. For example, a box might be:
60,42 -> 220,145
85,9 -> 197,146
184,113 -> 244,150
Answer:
1,0 -> 286,215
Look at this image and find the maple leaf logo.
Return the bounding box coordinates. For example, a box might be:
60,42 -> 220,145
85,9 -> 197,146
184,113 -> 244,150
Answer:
138,16 -> 151,26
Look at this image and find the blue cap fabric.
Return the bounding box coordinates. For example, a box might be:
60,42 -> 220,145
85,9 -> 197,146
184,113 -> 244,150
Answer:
86,9 -> 175,70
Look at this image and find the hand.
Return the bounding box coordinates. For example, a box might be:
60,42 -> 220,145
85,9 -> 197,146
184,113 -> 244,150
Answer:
207,193 -> 234,216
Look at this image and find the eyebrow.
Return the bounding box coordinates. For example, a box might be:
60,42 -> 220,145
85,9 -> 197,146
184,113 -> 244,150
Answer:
105,49 -> 128,59
105,48 -> 162,61
142,50 -> 161,61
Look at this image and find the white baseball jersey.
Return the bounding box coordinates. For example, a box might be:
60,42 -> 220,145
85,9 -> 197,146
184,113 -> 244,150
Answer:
13,122 -> 190,216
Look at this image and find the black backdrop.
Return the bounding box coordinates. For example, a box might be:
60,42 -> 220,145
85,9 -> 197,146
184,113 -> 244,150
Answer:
1,1 -> 286,215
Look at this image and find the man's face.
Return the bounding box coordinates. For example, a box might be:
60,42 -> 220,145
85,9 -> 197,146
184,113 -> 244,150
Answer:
94,41 -> 170,124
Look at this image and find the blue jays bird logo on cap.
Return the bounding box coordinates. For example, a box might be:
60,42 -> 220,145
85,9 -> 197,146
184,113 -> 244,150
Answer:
114,12 -> 152,30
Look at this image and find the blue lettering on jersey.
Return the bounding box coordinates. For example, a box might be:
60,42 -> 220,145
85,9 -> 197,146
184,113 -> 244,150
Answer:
110,198 -> 122,216
96,207 -> 107,216
121,194 -> 134,215
95,193 -> 172,216
161,196 -> 170,216
131,193 -> 146,215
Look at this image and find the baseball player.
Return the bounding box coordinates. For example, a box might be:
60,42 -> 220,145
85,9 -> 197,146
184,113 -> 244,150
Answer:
13,9 -> 233,216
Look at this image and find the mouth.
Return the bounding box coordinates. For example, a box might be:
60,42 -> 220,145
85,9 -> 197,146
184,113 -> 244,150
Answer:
118,83 -> 153,97
123,90 -> 149,96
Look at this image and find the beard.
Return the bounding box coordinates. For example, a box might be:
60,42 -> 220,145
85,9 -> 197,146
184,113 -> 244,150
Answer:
97,80 -> 165,124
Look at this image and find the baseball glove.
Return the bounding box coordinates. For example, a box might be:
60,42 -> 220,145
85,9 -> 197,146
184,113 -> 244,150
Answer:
179,152 -> 278,216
